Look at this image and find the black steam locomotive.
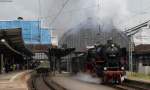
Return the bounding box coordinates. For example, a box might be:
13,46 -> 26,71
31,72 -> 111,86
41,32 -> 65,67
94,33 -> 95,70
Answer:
84,39 -> 127,84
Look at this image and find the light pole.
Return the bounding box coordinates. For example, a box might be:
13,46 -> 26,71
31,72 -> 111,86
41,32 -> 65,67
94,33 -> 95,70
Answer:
128,35 -> 134,72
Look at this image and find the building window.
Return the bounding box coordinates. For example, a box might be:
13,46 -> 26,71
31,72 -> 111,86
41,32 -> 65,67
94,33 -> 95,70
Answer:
33,52 -> 48,60
142,56 -> 150,66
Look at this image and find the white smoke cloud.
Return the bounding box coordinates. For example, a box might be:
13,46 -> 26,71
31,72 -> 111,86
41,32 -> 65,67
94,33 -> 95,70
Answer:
94,0 -> 131,31
0,0 -> 131,30
0,0 -> 149,45
73,73 -> 102,84
50,0 -> 132,38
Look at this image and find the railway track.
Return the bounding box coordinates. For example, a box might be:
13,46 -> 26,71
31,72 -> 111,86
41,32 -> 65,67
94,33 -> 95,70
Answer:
30,71 -> 149,90
31,74 -> 66,90
115,84 -> 149,90
113,79 -> 150,90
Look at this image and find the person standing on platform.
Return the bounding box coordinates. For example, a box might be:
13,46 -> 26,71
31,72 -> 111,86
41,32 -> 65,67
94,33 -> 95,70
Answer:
5,63 -> 7,73
13,64 -> 16,71
16,64 -> 19,70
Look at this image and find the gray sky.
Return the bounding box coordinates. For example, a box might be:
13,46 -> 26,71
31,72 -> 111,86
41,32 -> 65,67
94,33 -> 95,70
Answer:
0,0 -> 150,44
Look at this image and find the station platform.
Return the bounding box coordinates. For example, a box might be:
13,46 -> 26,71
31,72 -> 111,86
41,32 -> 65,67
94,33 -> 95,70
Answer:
50,73 -> 116,90
0,70 -> 32,90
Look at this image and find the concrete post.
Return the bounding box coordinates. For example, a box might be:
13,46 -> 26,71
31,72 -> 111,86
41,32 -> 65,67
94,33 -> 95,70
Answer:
67,57 -> 69,72
70,54 -> 72,73
27,57 -> 29,70
53,56 -> 56,75
1,54 -> 4,73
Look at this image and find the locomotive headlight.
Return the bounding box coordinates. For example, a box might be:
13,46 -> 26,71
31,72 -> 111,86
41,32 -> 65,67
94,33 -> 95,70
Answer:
111,44 -> 114,47
104,67 -> 107,70
121,67 -> 124,70
1,39 -> 5,43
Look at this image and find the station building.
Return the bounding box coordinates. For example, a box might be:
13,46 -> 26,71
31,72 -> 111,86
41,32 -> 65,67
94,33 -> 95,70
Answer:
133,28 -> 150,75
134,44 -> 150,75
0,19 -> 51,44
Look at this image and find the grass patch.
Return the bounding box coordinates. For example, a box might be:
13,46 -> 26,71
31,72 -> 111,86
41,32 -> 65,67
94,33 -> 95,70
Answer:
127,72 -> 150,81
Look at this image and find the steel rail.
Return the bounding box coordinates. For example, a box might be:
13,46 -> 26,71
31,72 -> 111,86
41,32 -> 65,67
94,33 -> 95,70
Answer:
31,74 -> 61,90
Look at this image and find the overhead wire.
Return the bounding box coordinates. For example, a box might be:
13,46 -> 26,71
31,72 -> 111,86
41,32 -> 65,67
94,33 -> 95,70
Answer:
118,0 -> 150,29
40,0 -> 150,27
47,0 -> 71,45
49,0 -> 71,25
40,4 -> 98,20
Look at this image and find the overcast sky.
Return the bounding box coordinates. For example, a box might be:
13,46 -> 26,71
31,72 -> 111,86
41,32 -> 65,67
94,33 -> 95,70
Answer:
0,0 -> 150,44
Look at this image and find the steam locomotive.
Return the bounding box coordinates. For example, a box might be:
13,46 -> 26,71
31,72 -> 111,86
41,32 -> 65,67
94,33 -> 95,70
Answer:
84,39 -> 127,84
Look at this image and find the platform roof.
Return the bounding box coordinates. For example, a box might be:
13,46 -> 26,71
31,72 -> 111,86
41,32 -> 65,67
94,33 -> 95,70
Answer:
49,48 -> 75,57
0,28 -> 33,57
134,44 -> 150,55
